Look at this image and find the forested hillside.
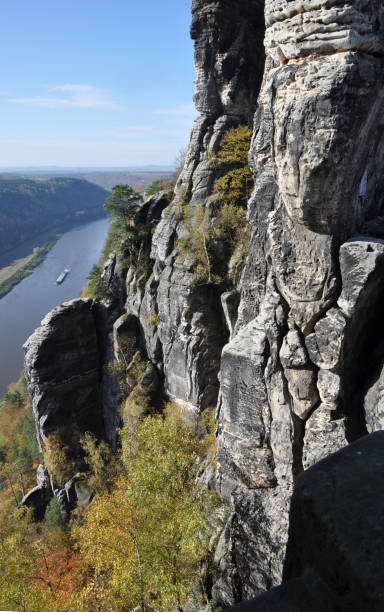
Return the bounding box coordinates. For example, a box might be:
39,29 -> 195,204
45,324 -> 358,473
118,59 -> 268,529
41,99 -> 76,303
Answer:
0,171 -> 174,193
64,170 -> 173,192
0,178 -> 108,256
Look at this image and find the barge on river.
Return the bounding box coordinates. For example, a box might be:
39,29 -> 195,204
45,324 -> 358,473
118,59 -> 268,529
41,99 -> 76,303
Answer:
56,267 -> 70,285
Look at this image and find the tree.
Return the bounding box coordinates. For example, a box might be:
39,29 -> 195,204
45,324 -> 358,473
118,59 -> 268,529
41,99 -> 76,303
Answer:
81,432 -> 119,494
42,432 -> 77,488
102,184 -> 146,266
74,413 -> 218,611
0,375 -> 39,505
103,184 -> 141,231
0,503 -> 81,611
86,264 -> 103,299
0,503 -> 48,611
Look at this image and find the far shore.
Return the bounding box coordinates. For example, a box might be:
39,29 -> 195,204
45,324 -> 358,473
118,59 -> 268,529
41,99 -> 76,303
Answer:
0,240 -> 57,300
0,214 -> 108,301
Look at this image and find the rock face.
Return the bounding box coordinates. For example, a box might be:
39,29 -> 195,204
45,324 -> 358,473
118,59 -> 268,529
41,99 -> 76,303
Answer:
284,432 -> 384,611
21,0 -> 384,608
122,1 -> 265,411
23,298 -> 120,469
216,0 -> 384,607
225,432 -> 384,612
20,465 -> 52,521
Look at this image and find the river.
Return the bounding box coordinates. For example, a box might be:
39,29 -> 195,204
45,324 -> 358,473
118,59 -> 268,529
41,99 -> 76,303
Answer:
0,217 -> 109,398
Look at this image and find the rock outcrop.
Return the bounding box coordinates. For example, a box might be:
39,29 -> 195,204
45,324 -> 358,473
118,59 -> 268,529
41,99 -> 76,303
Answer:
136,0 -> 265,409
23,298 -> 120,510
24,298 -> 120,451
19,464 -> 52,521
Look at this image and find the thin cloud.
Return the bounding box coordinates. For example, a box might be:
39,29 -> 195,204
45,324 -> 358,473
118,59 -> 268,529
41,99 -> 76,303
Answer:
8,84 -> 122,110
155,102 -> 197,117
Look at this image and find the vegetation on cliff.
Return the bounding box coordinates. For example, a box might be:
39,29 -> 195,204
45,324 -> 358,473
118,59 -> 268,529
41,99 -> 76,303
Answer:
102,184 -> 145,261
85,183 -> 144,299
0,503 -> 82,611
146,177 -> 175,196
75,411 -> 219,611
213,125 -> 253,207
0,376 -> 39,505
178,124 -> 252,286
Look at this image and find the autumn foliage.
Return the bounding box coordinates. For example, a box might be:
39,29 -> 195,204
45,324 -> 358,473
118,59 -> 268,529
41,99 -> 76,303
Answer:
74,412 -> 218,611
0,376 -> 39,505
0,396 -> 220,611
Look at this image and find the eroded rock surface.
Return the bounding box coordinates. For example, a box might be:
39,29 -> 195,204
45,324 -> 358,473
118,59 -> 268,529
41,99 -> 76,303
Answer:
216,0 -> 384,606
122,0 -> 265,410
225,432 -> 384,612
20,0 -> 384,607
23,298 -> 119,453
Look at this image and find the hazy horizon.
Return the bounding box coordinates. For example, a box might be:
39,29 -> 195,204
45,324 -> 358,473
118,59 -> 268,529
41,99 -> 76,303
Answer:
0,165 -> 174,171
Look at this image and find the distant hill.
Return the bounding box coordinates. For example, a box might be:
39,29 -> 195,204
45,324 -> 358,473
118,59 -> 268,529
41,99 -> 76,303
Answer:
0,170 -> 174,193
66,171 -> 174,192
0,177 -> 109,256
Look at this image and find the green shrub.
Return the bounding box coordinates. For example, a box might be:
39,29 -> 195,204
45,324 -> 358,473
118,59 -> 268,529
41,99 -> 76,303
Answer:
176,125 -> 252,286
213,124 -> 253,206
178,203 -> 219,285
178,201 -> 249,286
44,496 -> 67,526
146,178 -> 175,196
213,203 -> 249,284
146,310 -> 159,327
86,264 -> 103,299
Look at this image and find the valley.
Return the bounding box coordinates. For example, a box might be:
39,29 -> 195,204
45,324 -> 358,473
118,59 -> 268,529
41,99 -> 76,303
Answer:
0,216 -> 109,398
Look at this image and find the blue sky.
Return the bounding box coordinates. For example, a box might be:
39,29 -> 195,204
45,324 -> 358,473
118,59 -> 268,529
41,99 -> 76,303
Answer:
0,0 -> 197,167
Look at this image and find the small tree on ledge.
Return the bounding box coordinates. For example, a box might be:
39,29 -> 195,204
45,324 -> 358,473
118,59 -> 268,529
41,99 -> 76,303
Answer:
103,184 -> 141,231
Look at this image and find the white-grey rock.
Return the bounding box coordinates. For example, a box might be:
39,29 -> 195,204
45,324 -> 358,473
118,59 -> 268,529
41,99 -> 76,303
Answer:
302,406 -> 347,470
317,369 -> 340,409
338,237 -> 384,317
217,0 -> 384,603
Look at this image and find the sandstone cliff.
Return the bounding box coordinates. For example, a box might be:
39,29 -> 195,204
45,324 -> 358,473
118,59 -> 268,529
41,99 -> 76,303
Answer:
22,1 -> 384,609
216,1 -> 384,605
226,432 -> 384,612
